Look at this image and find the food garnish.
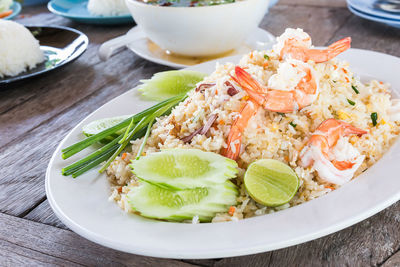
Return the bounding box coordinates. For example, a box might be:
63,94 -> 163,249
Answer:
371,112 -> 378,126
347,99 -> 355,106
244,159 -> 299,207
61,93 -> 187,177
351,85 -> 360,94
128,149 -> 238,222
138,70 -> 206,101
131,149 -> 238,189
128,180 -> 238,222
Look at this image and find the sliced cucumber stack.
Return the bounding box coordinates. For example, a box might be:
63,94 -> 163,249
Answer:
127,149 -> 239,222
128,181 -> 238,222
130,149 -> 238,189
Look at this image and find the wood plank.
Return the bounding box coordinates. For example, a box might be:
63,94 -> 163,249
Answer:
23,200 -> 68,230
0,239 -> 82,266
0,212 -> 196,266
278,0 -> 347,8
216,202 -> 400,266
261,5 -> 351,47
382,249 -> 400,267
327,14 -> 400,57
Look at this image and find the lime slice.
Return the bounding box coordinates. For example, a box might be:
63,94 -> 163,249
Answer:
138,70 -> 207,101
244,159 -> 299,207
82,115 -> 130,142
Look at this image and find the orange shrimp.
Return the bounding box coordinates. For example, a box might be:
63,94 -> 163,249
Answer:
274,28 -> 351,63
280,37 -> 351,63
232,62 -> 318,113
222,99 -> 259,160
300,119 -> 368,185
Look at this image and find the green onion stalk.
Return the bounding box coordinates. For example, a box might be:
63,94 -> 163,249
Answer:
61,93 -> 187,178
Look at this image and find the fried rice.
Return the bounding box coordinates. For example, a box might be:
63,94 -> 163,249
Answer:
106,45 -> 400,223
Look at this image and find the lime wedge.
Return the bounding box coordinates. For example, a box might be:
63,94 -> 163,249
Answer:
138,70 -> 207,101
244,159 -> 299,207
82,115 -> 130,142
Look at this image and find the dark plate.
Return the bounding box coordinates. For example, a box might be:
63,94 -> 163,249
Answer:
0,25 -> 89,85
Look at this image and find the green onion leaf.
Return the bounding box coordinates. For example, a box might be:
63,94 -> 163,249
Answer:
277,112 -> 285,117
289,122 -> 297,128
351,85 -> 360,94
347,99 -> 355,106
371,112 -> 378,126
264,55 -> 270,60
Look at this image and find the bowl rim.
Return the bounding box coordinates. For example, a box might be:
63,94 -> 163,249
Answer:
125,0 -> 265,10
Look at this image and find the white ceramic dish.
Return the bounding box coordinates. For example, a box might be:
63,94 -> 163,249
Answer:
47,48 -> 400,259
98,26 -> 275,68
124,0 -> 269,56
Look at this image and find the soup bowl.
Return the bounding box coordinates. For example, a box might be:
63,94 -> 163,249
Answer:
124,0 -> 270,57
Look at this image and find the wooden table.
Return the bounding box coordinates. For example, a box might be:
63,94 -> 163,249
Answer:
1,0 -> 400,265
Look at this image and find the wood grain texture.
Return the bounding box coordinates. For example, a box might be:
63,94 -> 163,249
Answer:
279,0 -> 347,8
382,249 -> 400,267
0,213 -> 194,266
23,200 -> 68,230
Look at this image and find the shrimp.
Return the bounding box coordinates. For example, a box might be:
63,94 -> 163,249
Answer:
300,119 -> 368,185
222,100 -> 259,160
274,28 -> 351,63
232,60 -> 319,113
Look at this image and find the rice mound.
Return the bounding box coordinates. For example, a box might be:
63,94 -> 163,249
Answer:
87,0 -> 129,16
0,20 -> 45,78
106,47 -> 400,223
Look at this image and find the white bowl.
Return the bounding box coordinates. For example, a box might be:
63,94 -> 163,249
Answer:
124,0 -> 270,57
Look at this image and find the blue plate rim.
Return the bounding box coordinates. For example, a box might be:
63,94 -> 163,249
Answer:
47,0 -> 132,20
0,25 -> 89,85
4,1 -> 21,20
348,4 -> 400,27
347,0 -> 400,21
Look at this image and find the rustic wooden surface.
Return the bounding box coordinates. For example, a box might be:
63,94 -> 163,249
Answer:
1,0 -> 400,266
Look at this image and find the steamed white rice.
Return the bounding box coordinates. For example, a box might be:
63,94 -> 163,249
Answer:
0,20 -> 45,78
106,47 -> 400,223
87,0 -> 129,16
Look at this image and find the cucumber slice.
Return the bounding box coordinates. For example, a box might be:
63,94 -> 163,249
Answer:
130,149 -> 238,189
127,181 -> 238,222
138,70 -> 207,101
83,115 -> 130,142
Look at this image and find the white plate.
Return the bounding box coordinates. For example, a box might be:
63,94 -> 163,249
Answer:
47,48 -> 400,259
125,26 -> 275,68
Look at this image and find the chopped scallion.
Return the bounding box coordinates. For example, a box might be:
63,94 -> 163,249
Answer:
264,55 -> 270,60
351,85 -> 360,94
289,122 -> 297,128
347,99 -> 355,106
371,112 -> 378,126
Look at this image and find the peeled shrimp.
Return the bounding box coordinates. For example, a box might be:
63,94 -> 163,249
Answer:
274,28 -> 351,63
232,61 -> 319,113
300,119 -> 368,185
222,100 -> 259,160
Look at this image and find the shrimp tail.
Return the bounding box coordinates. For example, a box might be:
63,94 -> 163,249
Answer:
340,120 -> 368,137
231,66 -> 267,106
326,37 -> 352,60
331,160 -> 356,170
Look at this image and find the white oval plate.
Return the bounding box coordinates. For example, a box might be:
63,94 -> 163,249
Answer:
46,49 -> 400,259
